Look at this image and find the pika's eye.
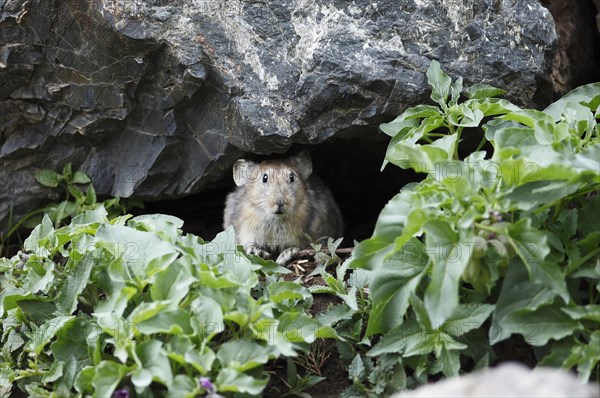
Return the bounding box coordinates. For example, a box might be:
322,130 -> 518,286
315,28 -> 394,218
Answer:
289,173 -> 295,183
262,173 -> 268,183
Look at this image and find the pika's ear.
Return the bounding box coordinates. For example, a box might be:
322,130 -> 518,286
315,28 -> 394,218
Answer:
290,151 -> 313,179
233,159 -> 258,186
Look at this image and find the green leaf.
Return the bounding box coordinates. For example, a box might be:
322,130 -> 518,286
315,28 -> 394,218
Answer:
56,252 -> 95,314
91,361 -> 129,398
491,263 -> 557,344
427,60 -> 452,107
242,253 -> 291,274
501,110 -> 556,145
403,331 -> 437,357
168,374 -> 199,398
504,180 -> 581,211
391,208 -> 428,252
580,196 -> 600,237
506,219 -> 568,300
17,299 -> 56,324
190,296 -> 224,340
136,309 -> 193,335
68,185 -> 86,204
268,281 -> 311,303
216,340 -> 273,372
385,134 -> 457,173
438,346 -> 460,377
473,98 -> 521,117
128,300 -> 173,326
348,354 -> 365,380
216,368 -> 268,395
277,313 -> 337,343
347,237 -> 394,271
498,158 -> 574,186
418,115 -> 445,135
24,214 -> 54,253
493,127 -> 537,149
26,383 -> 59,397
133,340 -> 173,387
42,360 -> 64,384
0,288 -> 34,318
96,224 -> 179,282
74,366 -> 95,394
410,293 -> 432,331
94,286 -> 137,332
366,239 -> 428,336
423,221 -> 472,327
71,206 -> 108,225
561,305 -> 600,322
401,105 -> 441,120
72,171 -> 91,184
184,347 -> 216,374
443,304 -> 495,337
27,316 -> 75,356
128,214 -> 184,242
50,317 -> 90,362
317,304 -> 355,327
566,330 -> 600,382
85,184 -> 96,205
35,169 -> 62,188
465,83 -> 506,99
509,302 -> 582,346
449,76 -> 463,106
544,82 -> 600,121
149,261 -> 196,303
62,163 -> 72,179
373,190 -> 413,242
23,258 -> 55,293
379,116 -> 419,137
448,103 -> 484,127
368,323 -> 419,356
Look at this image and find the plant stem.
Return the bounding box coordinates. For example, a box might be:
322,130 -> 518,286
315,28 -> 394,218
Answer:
567,247 -> 600,276
474,135 -> 488,152
5,208 -> 48,240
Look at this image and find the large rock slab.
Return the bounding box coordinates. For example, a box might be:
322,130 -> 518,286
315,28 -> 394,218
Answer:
1,0 -> 557,226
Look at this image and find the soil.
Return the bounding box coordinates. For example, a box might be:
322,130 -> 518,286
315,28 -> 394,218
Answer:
263,250 -> 353,398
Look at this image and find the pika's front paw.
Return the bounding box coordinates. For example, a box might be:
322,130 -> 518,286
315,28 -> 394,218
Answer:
276,247 -> 300,265
246,245 -> 271,260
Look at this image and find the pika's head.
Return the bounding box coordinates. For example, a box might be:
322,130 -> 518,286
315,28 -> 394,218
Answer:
232,151 -> 313,217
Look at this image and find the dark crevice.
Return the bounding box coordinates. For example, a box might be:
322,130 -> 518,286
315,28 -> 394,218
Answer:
540,0 -> 600,98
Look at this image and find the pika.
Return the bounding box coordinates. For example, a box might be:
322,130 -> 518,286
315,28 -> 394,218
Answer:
223,151 -> 344,265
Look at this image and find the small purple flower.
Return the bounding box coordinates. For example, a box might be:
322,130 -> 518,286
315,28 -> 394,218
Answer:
113,388 -> 131,398
199,377 -> 215,392
490,210 -> 503,223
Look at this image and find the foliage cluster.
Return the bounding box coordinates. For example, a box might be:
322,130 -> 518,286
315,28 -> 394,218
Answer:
0,210 -> 334,397
1,164 -> 139,257
345,62 -> 600,391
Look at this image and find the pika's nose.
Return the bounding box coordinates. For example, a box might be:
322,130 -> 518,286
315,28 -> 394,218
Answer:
275,199 -> 285,214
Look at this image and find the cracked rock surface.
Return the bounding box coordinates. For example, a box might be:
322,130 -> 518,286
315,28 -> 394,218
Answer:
1,0 -> 557,226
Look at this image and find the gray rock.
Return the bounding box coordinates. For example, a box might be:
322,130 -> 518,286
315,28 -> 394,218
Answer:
394,362 -> 599,398
0,0 -> 557,227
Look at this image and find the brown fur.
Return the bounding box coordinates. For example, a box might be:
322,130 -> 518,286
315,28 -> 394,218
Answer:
223,151 -> 343,262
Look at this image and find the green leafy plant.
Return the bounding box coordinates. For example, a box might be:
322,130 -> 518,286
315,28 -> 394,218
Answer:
278,358 -> 325,398
1,164 -> 140,257
34,163 -> 140,228
0,209 -> 335,397
307,245 -> 409,397
349,61 -> 600,386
